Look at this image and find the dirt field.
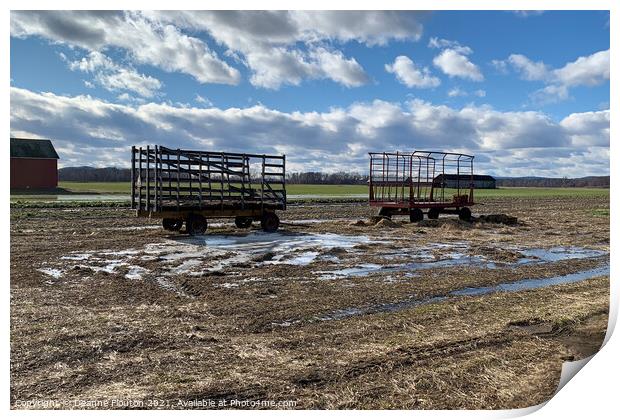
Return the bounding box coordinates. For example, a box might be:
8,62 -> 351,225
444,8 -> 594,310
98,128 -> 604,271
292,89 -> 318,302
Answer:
10,195 -> 610,409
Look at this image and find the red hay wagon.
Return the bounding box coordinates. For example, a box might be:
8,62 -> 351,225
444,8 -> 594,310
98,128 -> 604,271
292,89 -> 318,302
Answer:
368,151 -> 475,222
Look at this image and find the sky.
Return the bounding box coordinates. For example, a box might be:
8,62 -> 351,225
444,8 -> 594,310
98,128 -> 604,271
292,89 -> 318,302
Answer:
9,10 -> 610,176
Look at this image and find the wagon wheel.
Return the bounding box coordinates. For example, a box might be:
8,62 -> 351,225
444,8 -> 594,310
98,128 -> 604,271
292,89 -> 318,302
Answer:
409,208 -> 424,223
458,207 -> 472,222
235,216 -> 253,229
261,212 -> 280,232
186,214 -> 208,235
427,208 -> 441,220
378,207 -> 392,219
162,218 -> 183,231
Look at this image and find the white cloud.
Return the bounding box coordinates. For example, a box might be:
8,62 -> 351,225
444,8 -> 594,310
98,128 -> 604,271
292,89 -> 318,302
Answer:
244,47 -> 368,89
11,11 -> 241,85
447,88 -> 486,98
194,94 -> 213,107
385,56 -> 440,88
491,59 -> 509,74
553,49 -> 610,87
11,11 -> 427,89
10,87 -> 609,176
428,37 -> 472,55
433,49 -> 484,81
513,11 -> 545,18
506,54 -> 548,81
494,49 -> 609,103
448,87 -> 467,97
561,110 -> 610,147
141,11 -> 425,88
68,51 -> 162,98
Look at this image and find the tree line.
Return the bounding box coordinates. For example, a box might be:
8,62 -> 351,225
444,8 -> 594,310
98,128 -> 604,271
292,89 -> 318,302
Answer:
59,167 -> 609,188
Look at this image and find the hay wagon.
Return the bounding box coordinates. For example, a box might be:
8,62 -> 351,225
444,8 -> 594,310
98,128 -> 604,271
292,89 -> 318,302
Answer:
131,145 -> 286,235
369,151 -> 475,222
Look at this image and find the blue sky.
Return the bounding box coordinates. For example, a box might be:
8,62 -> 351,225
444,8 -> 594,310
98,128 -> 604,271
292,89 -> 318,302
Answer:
10,11 -> 610,176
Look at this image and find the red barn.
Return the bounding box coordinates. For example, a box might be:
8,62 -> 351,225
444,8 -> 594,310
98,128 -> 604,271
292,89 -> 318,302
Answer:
10,138 -> 60,189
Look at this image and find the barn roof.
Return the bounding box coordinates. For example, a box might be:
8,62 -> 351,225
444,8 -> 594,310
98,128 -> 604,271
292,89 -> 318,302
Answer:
434,174 -> 495,181
10,138 -> 59,159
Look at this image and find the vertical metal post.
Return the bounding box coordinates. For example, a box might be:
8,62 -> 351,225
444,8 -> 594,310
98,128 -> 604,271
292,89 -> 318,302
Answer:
368,154 -> 373,201
416,157 -> 422,200
395,151 -> 399,202
282,154 -> 286,209
153,145 -> 160,211
261,155 -> 265,212
408,153 -> 413,202
220,152 -> 225,210
138,147 -> 143,210
240,154 -> 246,209
207,154 -> 212,202
457,155 -> 461,198
442,155 -> 445,202
146,145 -> 151,212
131,146 -> 136,209
176,149 -> 181,211
470,158 -> 474,203
188,152 -> 193,206
198,151 -> 203,209
167,150 -> 171,209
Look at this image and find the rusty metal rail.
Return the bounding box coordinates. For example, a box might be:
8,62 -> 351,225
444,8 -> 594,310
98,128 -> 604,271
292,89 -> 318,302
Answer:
131,146 -> 286,233
368,151 -> 475,221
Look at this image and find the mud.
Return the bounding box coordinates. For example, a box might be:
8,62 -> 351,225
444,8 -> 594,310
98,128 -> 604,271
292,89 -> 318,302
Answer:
10,195 -> 610,409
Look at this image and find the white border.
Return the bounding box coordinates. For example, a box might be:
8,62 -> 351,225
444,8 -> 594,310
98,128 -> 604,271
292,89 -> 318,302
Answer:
3,2 -> 616,419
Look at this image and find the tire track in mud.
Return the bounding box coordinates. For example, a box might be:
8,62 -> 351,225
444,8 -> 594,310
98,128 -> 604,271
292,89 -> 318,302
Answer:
290,332 -> 515,388
290,308 -> 609,392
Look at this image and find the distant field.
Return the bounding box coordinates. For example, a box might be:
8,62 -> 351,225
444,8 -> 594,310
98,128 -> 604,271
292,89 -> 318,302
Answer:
10,182 -> 610,199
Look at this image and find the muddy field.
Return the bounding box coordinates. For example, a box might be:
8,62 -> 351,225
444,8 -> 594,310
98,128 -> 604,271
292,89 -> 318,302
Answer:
10,195 -> 610,409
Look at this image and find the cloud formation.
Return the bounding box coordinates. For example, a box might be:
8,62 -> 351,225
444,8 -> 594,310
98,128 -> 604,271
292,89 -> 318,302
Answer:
494,49 -> 610,102
67,51 -> 162,98
430,39 -> 483,82
11,11 -> 426,89
10,87 -> 609,176
11,11 -> 241,85
385,56 -> 440,88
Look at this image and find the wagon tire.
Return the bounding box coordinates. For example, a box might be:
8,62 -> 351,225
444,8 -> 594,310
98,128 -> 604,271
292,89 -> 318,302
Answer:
428,208 -> 441,220
459,207 -> 472,222
186,214 -> 207,235
235,216 -> 253,229
162,218 -> 183,231
261,212 -> 280,232
378,207 -> 392,219
409,208 -> 424,223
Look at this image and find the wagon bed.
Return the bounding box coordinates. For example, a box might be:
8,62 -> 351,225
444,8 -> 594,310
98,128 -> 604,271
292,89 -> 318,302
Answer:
131,145 -> 286,234
369,150 -> 476,221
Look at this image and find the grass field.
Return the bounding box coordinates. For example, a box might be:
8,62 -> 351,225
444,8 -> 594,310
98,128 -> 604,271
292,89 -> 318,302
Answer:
52,182 -> 608,198
9,182 -> 609,202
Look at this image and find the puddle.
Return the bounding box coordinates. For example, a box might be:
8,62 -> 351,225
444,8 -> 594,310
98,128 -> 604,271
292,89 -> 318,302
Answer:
177,232 -> 375,269
451,264 -> 610,296
37,268 -> 63,279
61,253 -> 92,261
316,245 -> 606,280
125,266 -> 149,280
315,262 -> 610,322
516,247 -> 606,264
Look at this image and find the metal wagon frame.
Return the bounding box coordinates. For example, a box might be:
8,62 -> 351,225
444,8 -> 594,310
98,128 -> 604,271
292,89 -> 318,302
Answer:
368,150 -> 475,222
131,145 -> 286,234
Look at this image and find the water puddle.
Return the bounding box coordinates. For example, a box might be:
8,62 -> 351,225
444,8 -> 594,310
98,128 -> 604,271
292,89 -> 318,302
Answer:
316,245 -> 607,280
314,262 -> 610,322
176,232 -> 375,269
